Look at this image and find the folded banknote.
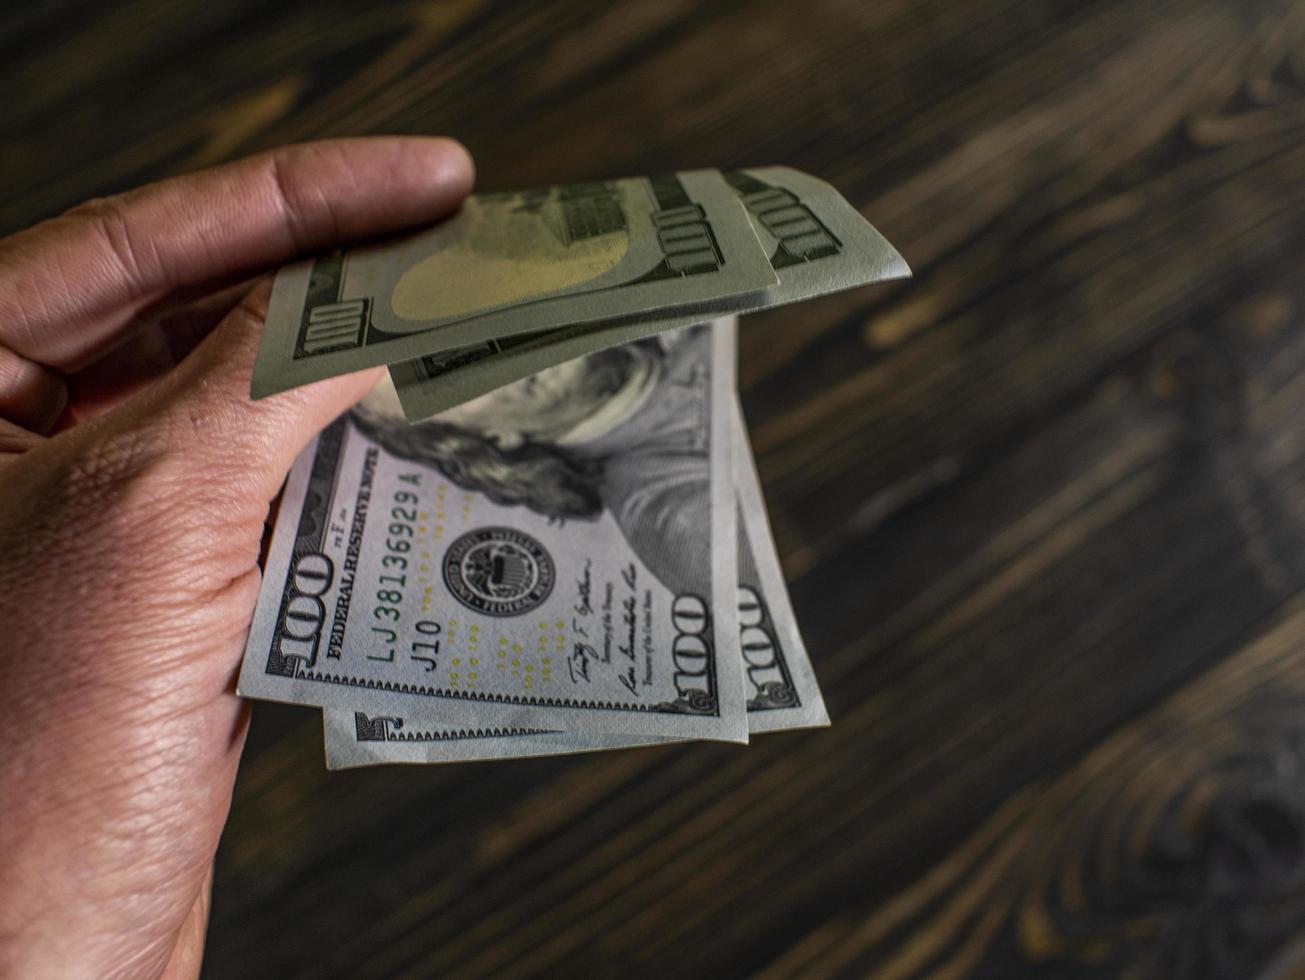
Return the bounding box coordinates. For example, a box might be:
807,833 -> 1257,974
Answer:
250,167 -> 907,418
239,167 -> 906,766
239,318 -> 748,743
384,166 -> 908,418
322,394 -> 829,767
250,170 -> 776,398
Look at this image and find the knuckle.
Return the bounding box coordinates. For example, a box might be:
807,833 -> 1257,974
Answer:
233,278 -> 272,320
63,192 -> 156,292
267,150 -> 318,251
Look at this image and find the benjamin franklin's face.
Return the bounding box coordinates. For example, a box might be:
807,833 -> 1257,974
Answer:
438,357 -> 601,445
357,347 -> 639,449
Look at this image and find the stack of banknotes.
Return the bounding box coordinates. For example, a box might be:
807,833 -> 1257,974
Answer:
236,167 -> 907,767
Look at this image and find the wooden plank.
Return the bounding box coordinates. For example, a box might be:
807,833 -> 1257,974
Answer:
3,0 -> 1304,976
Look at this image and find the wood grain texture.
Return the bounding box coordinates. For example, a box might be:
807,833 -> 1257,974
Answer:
4,0 -> 1305,976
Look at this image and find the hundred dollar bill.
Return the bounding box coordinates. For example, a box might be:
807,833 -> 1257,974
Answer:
322,393 -> 829,768
732,392 -> 830,734
387,166 -> 909,419
250,170 -> 776,398
238,318 -> 747,742
323,716 -> 656,767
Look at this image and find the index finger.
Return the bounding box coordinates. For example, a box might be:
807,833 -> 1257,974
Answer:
0,136 -> 474,372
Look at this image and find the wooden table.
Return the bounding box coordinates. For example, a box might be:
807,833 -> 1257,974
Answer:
5,1 -> 1305,976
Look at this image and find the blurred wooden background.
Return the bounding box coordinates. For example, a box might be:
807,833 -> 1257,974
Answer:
5,0 -> 1305,976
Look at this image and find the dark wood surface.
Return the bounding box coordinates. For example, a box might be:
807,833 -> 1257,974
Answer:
5,1 -> 1305,976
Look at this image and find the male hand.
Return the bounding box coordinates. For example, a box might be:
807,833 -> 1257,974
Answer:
0,137 -> 474,978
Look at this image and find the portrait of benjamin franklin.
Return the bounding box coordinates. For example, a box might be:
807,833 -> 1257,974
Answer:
351,327 -> 714,596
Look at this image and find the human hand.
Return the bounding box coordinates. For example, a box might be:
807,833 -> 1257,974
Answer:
0,137 -> 474,978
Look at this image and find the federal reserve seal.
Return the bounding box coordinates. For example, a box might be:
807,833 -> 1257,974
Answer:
442,527 -> 556,617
